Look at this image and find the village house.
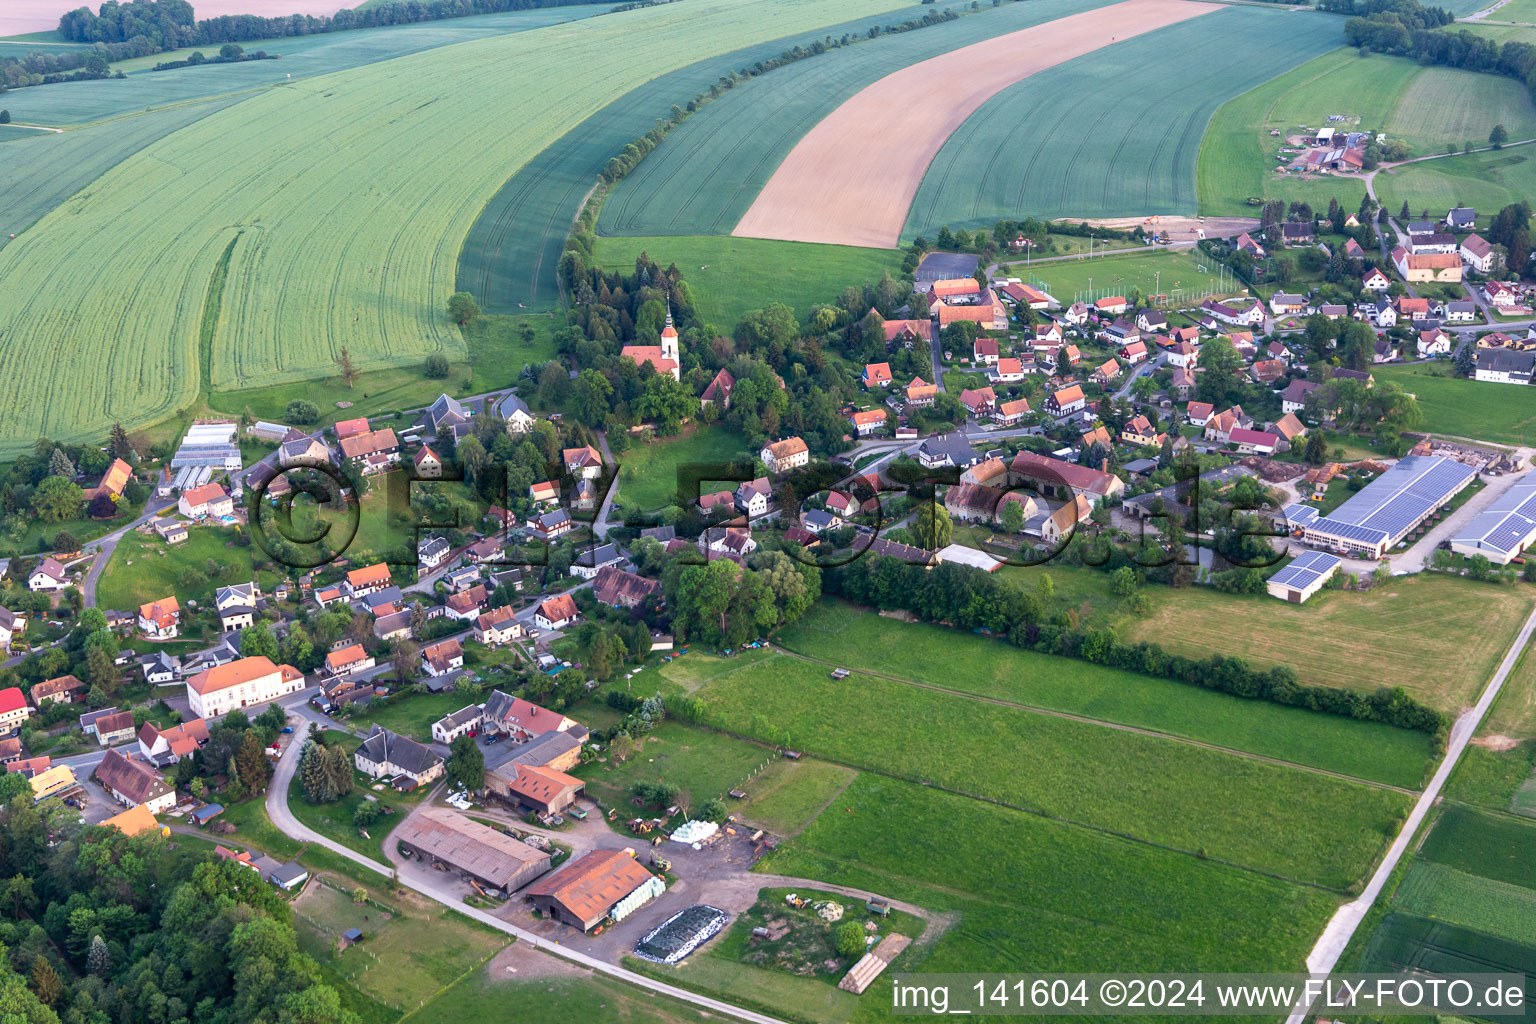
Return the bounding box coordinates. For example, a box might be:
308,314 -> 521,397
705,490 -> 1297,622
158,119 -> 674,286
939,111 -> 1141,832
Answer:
82,708 -> 136,746
991,357 -> 1025,383
1269,293 -> 1307,316
700,368 -> 735,408
186,656 -> 305,719
563,445 -> 604,479
346,562 -> 392,598
1090,358 -> 1121,385
1080,425 -> 1112,451
534,594 -> 579,632
572,543 -> 624,580
1235,232 -> 1266,258
1228,427 -> 1282,456
94,750 -> 176,813
0,690 -> 32,741
422,638 -> 464,677
355,725 -> 445,789
1103,319 -> 1139,344
973,337 -> 999,365
1040,494 -> 1095,546
1167,340 -> 1199,368
1409,232 -> 1458,255
1461,234 -> 1497,274
324,644 -> 375,680
480,690 -> 581,742
279,435 -> 331,468
959,387 -> 996,417
418,536 -> 451,571
1184,401 -> 1215,426
1280,379 -> 1318,416
153,518 -> 188,545
1045,384 -> 1086,418
467,536 -> 505,564
1119,339 -> 1149,365
1201,298 -> 1265,327
338,428 -> 401,473
496,393 -> 538,433
760,437 -> 810,474
1136,308 -> 1167,333
0,608 -> 27,654
137,718 -> 209,766
961,457 -> 1009,488
1120,415 -> 1162,447
178,483 -> 233,519
1362,267 -> 1391,291
1418,329 -> 1453,358
529,480 -> 559,506
915,434 -> 983,470
432,705 -> 483,745
215,582 -> 258,632
1281,222 -> 1315,246
999,281 -> 1053,310
905,376 -> 937,407
413,446 -> 444,479
137,597 -> 181,640
475,606 -> 523,647
1034,321 -> 1064,345
1445,300 -> 1477,323
1009,451 -> 1124,506
533,508 -> 574,541
862,362 -> 892,388
883,319 -> 934,349
1271,413 -> 1307,446
30,674 -> 84,708
1249,359 -> 1286,385
1392,246 -> 1462,283
593,566 -> 660,610
445,585 -> 489,621
1476,348 -> 1536,384
1486,280 -> 1521,309
1170,367 -> 1196,400
704,526 -> 757,559
994,398 -> 1031,426
1446,207 -> 1477,230
734,477 -> 773,517
1094,296 -> 1128,316
849,409 -> 887,437
333,417 -> 370,440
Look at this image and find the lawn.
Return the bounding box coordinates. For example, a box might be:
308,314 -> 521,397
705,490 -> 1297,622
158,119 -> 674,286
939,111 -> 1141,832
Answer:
1194,48 -> 1531,217
1121,574 -> 1535,714
693,649 -> 1408,886
408,953 -> 706,1024
292,876 -> 507,1014
456,2 -> 939,313
347,691 -> 477,743
574,720 -> 775,810
94,524 -> 278,615
1445,646 -> 1536,814
762,775 -> 1341,997
215,794 -> 305,860
1374,362 -> 1536,446
737,759 -> 859,835
0,0 -> 915,454
594,235 -> 902,331
614,426 -> 751,512
1011,248 -> 1246,310
905,6 -> 1341,235
775,600 -> 1436,788
597,0 -> 1115,240
0,497 -> 144,557
1375,147 -> 1536,226
284,734 -> 435,864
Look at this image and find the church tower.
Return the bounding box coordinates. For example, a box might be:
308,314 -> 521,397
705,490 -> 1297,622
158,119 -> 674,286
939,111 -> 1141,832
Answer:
660,303 -> 680,366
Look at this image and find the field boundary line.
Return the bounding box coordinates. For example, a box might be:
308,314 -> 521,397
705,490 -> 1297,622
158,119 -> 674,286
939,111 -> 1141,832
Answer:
690,712 -> 1357,893
769,643 -> 1422,795
1287,603 -> 1536,1020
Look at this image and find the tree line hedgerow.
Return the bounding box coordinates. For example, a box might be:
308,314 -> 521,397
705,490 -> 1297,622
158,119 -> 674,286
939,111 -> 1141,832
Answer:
825,554 -> 1450,738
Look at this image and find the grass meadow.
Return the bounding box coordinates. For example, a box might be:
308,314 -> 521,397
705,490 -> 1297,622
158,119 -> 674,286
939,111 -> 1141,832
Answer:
775,600 -> 1436,787
761,775 -> 1340,1009
574,720 -> 775,809
1121,574 -> 1534,714
1375,147 -> 1536,224
408,957 -> 705,1024
613,425 -> 752,512
1420,805 -> 1536,889
597,0 -> 1116,239
1374,362 -> 1536,447
736,759 -> 858,835
0,0 -> 915,453
595,235 -> 903,330
1446,646 -> 1536,814
347,692 -> 477,742
693,649 -> 1407,886
1196,48 -> 1536,216
284,740 -> 434,865
905,7 -> 1341,235
94,525 -> 274,613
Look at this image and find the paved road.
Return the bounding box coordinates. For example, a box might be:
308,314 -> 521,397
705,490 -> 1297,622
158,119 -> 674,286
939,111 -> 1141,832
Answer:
263,734 -> 793,1024
1286,601 -> 1536,1022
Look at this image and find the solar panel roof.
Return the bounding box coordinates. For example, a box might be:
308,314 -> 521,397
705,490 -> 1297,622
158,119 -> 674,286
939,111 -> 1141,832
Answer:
1452,477 -> 1536,555
1268,550 -> 1342,590
1305,456 -> 1474,546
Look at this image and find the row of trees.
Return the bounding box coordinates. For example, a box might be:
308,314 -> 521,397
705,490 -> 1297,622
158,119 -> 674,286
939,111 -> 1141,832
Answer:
826,554 -> 1448,735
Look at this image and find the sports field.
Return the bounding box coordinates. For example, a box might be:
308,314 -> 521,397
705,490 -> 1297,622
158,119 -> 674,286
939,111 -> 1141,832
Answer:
596,0 -> 1116,238
1375,147 -> 1536,223
775,600 -> 1436,787
1373,362 -> 1536,447
693,649 -> 1406,886
595,235 -> 902,329
905,7 -> 1340,235
1124,574 -> 1534,714
456,1 -> 945,312
1014,248 -> 1244,308
1197,48 -> 1536,217
735,0 -> 1215,248
0,0 -> 914,453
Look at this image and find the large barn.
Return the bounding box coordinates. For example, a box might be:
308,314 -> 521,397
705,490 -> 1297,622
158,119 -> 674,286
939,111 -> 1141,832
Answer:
392,807 -> 550,894
524,849 -> 663,932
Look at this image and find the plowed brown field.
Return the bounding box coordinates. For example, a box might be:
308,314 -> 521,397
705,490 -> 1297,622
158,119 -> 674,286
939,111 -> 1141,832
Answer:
732,0 -> 1216,248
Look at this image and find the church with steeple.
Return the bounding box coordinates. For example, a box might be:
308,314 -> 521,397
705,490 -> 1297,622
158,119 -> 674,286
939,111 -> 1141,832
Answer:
620,304 -> 681,381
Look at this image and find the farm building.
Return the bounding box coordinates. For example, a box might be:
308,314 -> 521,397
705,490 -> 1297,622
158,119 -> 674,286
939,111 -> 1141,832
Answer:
1284,455 -> 1476,559
1265,550 -> 1342,604
488,762 -> 584,816
524,849 -> 663,931
394,807 -> 551,893
1450,476 -> 1536,565
355,725 -> 445,789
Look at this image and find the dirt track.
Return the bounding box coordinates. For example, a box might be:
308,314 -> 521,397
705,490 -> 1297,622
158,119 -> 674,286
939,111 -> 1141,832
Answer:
732,0 -> 1217,249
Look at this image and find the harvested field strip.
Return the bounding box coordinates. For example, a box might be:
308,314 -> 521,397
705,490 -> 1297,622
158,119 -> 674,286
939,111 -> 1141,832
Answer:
694,650 -> 1407,887
904,7 -> 1341,235
1121,575 -> 1534,714
775,600 -> 1435,788
596,0 -> 1117,238
1393,862 -> 1536,946
733,0 -> 1217,248
766,775 -> 1340,975
456,1 -> 946,312
0,0 -> 914,451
